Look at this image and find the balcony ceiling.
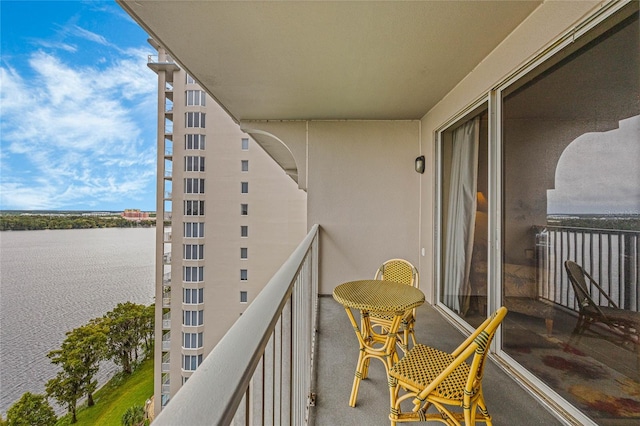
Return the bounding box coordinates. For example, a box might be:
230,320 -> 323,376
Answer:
119,1 -> 541,122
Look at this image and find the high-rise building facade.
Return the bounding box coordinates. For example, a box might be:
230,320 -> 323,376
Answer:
148,40 -> 307,414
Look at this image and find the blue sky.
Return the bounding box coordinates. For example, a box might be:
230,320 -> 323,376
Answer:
1,0 -> 156,211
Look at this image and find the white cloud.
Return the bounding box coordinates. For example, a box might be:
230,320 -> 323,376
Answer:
0,46 -> 157,210
36,40 -> 78,53
547,115 -> 640,215
71,25 -> 110,46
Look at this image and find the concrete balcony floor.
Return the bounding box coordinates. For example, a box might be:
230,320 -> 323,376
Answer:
313,296 -> 563,426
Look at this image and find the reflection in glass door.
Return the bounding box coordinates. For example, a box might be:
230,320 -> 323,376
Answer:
501,10 -> 639,424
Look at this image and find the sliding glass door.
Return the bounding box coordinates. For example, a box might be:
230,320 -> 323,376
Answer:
439,4 -> 639,423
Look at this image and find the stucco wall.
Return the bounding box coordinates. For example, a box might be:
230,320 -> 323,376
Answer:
242,120 -> 422,294
306,121 -> 422,294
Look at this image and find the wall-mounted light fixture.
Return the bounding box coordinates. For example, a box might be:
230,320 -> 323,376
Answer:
415,155 -> 425,174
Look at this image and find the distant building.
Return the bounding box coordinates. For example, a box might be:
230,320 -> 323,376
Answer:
147,40 -> 307,414
121,209 -> 150,220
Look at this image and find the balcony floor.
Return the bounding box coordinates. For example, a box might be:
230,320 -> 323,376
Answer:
313,295 -> 563,425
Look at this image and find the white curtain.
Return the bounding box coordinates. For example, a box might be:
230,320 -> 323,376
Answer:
443,118 -> 479,314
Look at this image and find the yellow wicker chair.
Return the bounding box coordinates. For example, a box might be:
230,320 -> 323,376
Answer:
388,306 -> 508,426
371,259 -> 420,354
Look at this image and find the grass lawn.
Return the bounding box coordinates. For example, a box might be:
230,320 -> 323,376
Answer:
56,357 -> 153,426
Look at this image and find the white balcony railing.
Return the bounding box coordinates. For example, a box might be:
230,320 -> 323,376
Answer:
162,312 -> 171,329
162,332 -> 171,351
536,225 -> 640,312
162,354 -> 170,372
153,224 -> 319,425
148,54 -> 175,64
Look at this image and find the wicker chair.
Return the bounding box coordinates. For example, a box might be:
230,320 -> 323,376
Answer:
564,260 -> 640,352
371,259 -> 419,353
388,307 -> 507,426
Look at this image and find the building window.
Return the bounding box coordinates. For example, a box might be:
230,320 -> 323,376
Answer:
185,112 -> 205,128
185,156 -> 205,172
183,287 -> 204,304
241,182 -> 248,194
183,267 -> 204,282
161,394 -> 170,407
241,160 -> 249,172
186,90 -> 206,106
184,222 -> 205,238
186,74 -> 195,84
240,203 -> 248,216
240,269 -> 248,281
240,291 -> 248,303
240,247 -> 248,259
183,310 -> 204,326
241,138 -> 249,150
183,244 -> 204,260
182,332 -> 203,349
240,225 -> 248,237
184,200 -> 204,216
184,178 -> 205,194
185,134 -> 205,150
182,354 -> 203,371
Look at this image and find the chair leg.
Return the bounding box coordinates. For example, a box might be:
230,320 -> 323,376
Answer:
362,356 -> 371,379
388,376 -> 399,426
349,350 -> 367,407
476,396 -> 493,426
545,318 -> 553,336
568,315 -> 588,348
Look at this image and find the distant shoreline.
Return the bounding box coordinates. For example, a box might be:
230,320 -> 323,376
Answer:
0,213 -> 156,231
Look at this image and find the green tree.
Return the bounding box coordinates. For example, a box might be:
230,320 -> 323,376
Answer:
5,392 -> 56,426
46,372 -> 83,423
141,304 -> 155,356
103,302 -> 147,374
121,405 -> 145,426
48,321 -> 108,408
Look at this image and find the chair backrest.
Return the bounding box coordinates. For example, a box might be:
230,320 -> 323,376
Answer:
374,258 -> 419,288
416,306 -> 507,403
564,260 -> 618,316
564,260 -> 593,309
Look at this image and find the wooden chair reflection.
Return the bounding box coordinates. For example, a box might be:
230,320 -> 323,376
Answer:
564,260 -> 640,359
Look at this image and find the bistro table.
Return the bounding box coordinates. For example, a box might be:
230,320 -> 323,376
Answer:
333,279 -> 425,407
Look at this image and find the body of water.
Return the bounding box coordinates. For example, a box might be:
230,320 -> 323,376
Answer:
0,228 -> 155,415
